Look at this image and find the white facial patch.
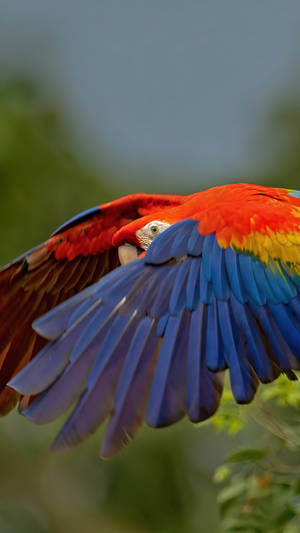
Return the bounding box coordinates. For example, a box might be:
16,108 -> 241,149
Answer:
136,220 -> 171,249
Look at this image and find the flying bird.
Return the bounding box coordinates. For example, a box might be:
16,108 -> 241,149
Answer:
1,182 -> 300,458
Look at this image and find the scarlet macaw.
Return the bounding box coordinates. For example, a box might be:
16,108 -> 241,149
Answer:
1,182 -> 300,457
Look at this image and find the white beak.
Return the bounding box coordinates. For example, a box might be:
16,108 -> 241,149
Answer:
118,243 -> 140,265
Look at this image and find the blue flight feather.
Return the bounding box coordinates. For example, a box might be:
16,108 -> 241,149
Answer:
169,219 -> 196,258
112,317 -> 155,408
9,309 -> 95,395
157,314 -> 169,336
268,303 -> 300,358
202,233 -> 216,281
238,254 -> 266,305
123,263 -> 173,317
185,256 -> 201,310
265,261 -> 297,303
146,311 -> 189,427
250,303 -> 295,372
187,223 -> 204,256
217,300 -> 257,403
88,314 -> 135,388
100,263 -> 143,303
52,312 -> 139,450
205,299 -> 226,370
150,265 -> 178,318
23,344 -> 96,424
289,296 -> 300,321
33,283 -> 96,339
187,304 -> 223,421
186,305 -> 204,420
251,259 -> 278,304
169,259 -> 191,314
69,303 -> 119,364
230,296 -> 275,382
101,318 -> 158,457
9,338 -> 69,395
224,247 -> 246,303
199,260 -> 213,304
210,239 -> 230,300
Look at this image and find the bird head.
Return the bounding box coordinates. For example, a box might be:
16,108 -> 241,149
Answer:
113,213 -> 175,265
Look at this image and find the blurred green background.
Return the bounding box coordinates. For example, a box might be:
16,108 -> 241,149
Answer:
2,4 -> 300,532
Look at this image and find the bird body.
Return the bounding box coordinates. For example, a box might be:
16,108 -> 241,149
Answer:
1,182 -> 300,457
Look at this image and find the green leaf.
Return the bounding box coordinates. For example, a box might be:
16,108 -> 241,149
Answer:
226,448 -> 270,463
214,465 -> 232,484
218,481 -> 246,504
274,507 -> 297,527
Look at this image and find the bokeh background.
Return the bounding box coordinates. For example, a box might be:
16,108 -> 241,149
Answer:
2,2 -> 300,532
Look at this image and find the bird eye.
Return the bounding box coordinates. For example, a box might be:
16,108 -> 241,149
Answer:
150,225 -> 159,236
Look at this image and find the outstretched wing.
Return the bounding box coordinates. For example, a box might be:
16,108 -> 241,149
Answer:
0,193 -> 185,415
10,184 -> 300,457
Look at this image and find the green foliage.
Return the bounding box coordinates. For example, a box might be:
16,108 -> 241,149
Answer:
226,448 -> 270,464
208,374 -> 300,440
208,374 -> 300,531
261,375 -> 300,408
215,446 -> 300,532
210,390 -> 246,435
212,378 -> 300,532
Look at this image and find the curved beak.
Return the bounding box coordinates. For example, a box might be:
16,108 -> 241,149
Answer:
118,243 -> 142,265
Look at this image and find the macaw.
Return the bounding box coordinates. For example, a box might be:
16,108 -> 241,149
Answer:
1,182 -> 300,458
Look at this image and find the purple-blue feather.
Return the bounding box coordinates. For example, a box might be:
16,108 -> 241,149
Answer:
146,311 -> 189,427
187,304 -> 223,422
217,300 -> 258,403
205,299 -> 226,371
230,296 -> 276,382
101,317 -> 158,457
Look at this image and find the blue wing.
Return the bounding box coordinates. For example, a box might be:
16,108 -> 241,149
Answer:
9,219 -> 300,457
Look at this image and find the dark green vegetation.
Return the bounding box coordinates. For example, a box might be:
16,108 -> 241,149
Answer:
1,80 -> 300,532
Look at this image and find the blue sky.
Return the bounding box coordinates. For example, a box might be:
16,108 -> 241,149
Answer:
1,1 -> 300,187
